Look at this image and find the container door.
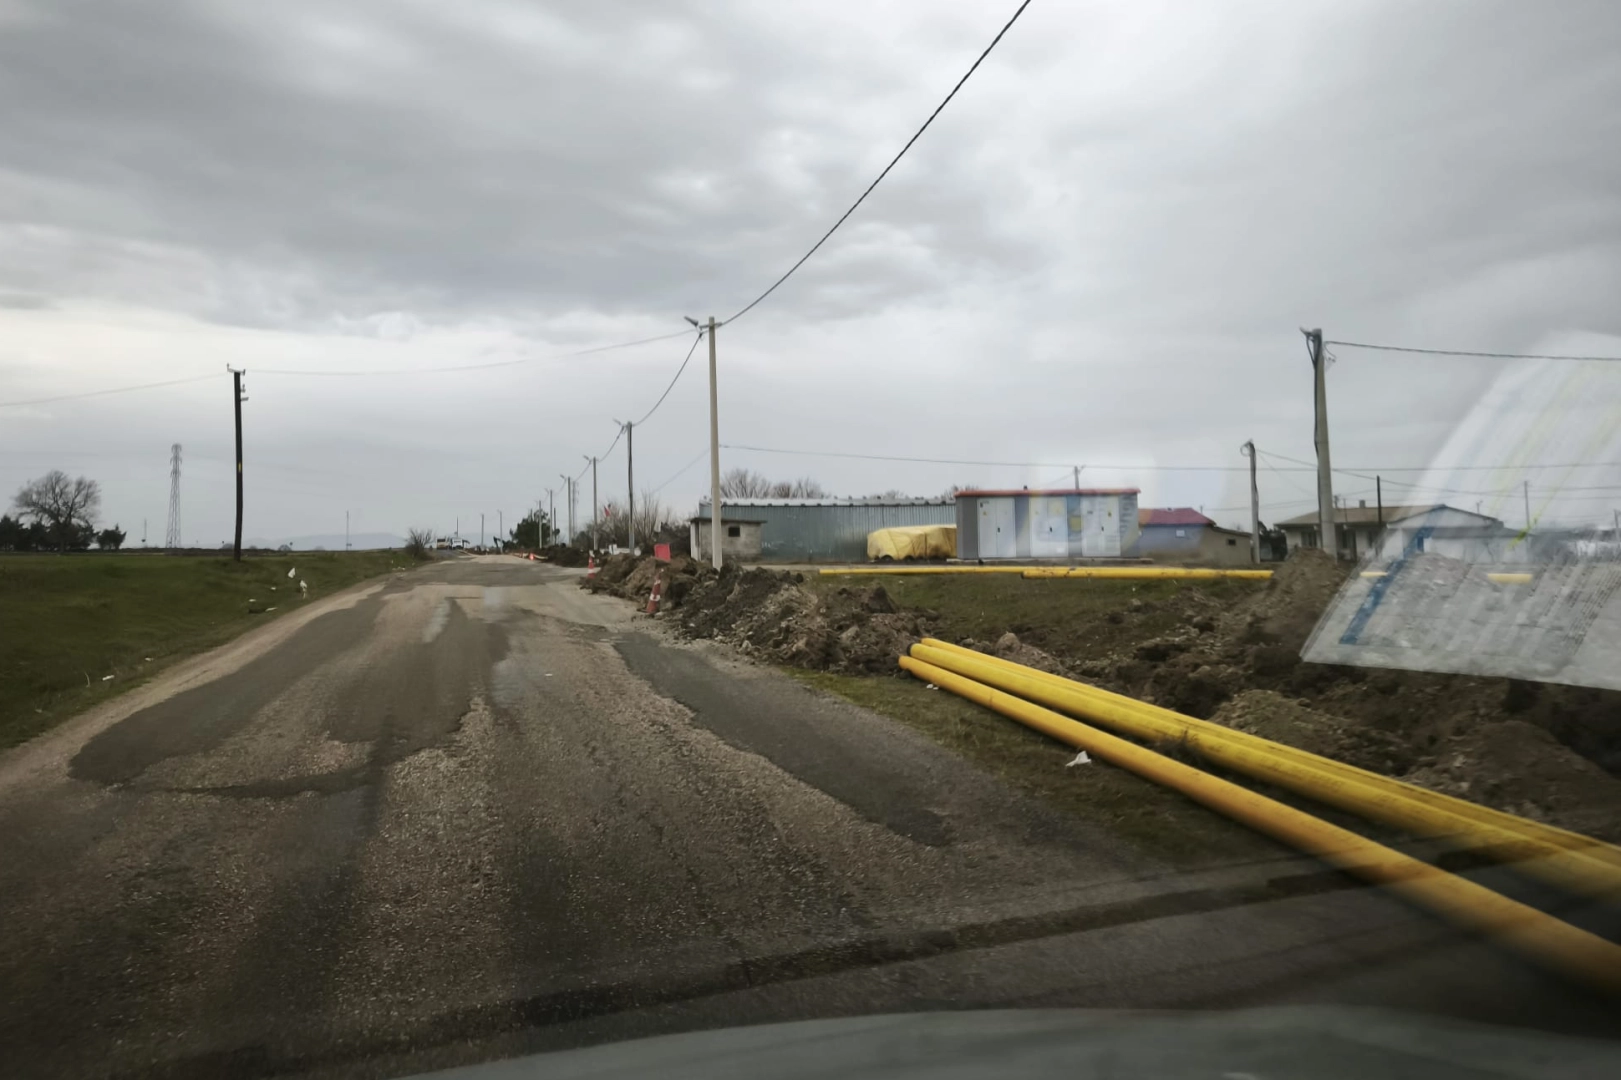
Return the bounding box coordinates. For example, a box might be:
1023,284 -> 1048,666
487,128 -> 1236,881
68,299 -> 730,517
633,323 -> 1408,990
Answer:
980,498 -> 1016,559
1030,497 -> 1068,557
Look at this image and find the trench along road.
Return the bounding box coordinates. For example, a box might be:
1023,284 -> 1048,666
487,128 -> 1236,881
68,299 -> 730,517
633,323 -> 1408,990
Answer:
0,555 -> 1614,1078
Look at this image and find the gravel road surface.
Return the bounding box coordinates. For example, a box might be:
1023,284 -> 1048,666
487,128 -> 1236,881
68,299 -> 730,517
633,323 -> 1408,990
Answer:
0,555 -> 1613,1078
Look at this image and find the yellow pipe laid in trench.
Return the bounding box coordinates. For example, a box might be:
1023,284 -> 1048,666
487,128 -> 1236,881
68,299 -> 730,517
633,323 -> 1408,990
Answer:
900,654 -> 1621,994
911,642 -> 1621,899
1021,566 -> 1274,580
917,638 -> 1621,879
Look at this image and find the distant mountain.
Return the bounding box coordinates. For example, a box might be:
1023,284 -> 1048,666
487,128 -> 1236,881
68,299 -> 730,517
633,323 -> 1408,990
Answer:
245,532 -> 407,551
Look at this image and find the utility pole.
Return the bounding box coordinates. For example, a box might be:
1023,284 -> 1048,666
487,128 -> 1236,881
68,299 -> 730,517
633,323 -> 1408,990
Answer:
1524,480 -> 1532,532
1241,441 -> 1259,564
584,456 -> 599,551
230,367 -> 246,561
1073,465 -> 1080,489
346,510 -> 351,550
706,317 -> 722,570
498,510 -> 503,549
1304,329 -> 1335,557
559,474 -> 573,546
1376,476 -> 1384,528
621,422 -> 635,552
480,512 -> 484,551
546,489 -> 555,547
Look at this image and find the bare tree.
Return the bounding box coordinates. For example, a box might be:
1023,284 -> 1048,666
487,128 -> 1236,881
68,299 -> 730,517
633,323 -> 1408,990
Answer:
13,470 -> 100,550
789,477 -> 827,498
720,468 -> 773,498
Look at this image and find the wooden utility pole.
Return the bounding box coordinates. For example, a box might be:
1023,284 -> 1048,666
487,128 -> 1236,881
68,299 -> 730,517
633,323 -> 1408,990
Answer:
707,317 -> 722,570
230,367 -> 246,561
1241,441 -> 1259,563
1304,329 -> 1335,556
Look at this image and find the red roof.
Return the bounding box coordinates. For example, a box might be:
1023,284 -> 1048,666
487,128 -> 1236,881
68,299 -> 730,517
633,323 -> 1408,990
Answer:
953,488 -> 1140,498
1138,508 -> 1214,527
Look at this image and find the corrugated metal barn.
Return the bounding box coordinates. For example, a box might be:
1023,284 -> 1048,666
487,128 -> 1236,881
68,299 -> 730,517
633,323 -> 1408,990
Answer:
695,498 -> 955,562
955,488 -> 1141,560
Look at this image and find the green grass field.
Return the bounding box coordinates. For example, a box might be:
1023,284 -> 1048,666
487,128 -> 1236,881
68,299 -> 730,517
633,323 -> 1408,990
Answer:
0,551 -> 410,748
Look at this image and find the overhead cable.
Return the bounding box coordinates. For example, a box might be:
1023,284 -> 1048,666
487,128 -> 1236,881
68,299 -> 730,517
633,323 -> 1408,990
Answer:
631,332 -> 704,427
255,329 -> 695,377
0,373 -> 219,409
724,0 -> 1034,325
1324,340 -> 1621,363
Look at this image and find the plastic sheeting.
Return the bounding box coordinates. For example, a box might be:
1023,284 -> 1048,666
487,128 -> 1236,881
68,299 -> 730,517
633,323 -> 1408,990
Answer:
867,525 -> 957,562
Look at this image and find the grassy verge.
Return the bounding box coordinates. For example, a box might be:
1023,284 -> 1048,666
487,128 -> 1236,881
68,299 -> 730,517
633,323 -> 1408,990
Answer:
788,668 -> 1277,866
0,550 -> 412,748
806,572 -> 1254,658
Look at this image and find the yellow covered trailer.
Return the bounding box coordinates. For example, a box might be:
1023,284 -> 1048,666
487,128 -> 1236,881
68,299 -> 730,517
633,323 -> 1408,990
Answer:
867,524 -> 957,562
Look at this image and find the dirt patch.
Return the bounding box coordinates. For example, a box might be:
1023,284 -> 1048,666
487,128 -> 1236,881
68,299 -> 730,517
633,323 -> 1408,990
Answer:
1404,719 -> 1621,842
540,544 -> 589,567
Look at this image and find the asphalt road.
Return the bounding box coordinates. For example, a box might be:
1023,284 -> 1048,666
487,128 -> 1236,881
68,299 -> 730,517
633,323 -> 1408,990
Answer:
0,556 -> 1613,1078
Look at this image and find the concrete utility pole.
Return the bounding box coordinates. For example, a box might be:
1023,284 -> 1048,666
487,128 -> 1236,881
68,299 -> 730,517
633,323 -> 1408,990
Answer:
625,422 -> 636,552
230,367 -> 246,561
706,317 -> 722,570
1241,441 -> 1259,564
1524,480 -> 1532,532
585,456 -> 598,550
1304,328 -> 1335,556
498,510 -> 503,549
559,475 -> 573,546
1073,465 -> 1080,489
546,489 -> 555,546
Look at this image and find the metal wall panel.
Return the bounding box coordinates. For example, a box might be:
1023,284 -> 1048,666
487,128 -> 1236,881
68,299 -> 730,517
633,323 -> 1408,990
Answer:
696,499 -> 955,561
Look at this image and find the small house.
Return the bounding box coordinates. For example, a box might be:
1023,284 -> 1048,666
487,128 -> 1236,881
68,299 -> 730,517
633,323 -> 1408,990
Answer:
689,515 -> 764,561
1132,508 -> 1254,566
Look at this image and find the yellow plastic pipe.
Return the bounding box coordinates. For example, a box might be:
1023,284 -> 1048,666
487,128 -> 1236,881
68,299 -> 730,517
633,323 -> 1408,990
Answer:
900,654 -> 1621,994
911,642 -> 1621,899
1488,572 -> 1535,585
1023,567 -> 1273,580
918,637 -> 1621,876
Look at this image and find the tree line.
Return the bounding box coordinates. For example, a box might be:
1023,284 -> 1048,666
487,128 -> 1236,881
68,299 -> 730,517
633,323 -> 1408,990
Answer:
2,471 -> 126,551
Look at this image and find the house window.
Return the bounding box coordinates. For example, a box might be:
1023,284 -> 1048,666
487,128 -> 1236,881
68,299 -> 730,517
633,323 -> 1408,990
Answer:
1175,529 -> 1186,537
727,525 -> 741,538
1227,538 -> 1236,546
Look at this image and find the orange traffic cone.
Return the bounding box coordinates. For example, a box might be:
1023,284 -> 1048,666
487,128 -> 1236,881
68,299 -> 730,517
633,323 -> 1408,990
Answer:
587,553 -> 597,579
645,569 -> 664,614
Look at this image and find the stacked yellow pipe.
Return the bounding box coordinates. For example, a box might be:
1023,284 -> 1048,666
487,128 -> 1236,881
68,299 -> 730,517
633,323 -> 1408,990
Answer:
1022,567 -> 1273,580
900,652 -> 1621,994
913,639 -> 1621,896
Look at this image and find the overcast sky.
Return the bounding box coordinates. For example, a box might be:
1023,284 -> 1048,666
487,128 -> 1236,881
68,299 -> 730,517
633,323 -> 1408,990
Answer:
4,0 -> 1620,545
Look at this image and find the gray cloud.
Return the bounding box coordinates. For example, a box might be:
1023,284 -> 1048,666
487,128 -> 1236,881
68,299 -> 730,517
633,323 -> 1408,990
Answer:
4,0 -> 1621,543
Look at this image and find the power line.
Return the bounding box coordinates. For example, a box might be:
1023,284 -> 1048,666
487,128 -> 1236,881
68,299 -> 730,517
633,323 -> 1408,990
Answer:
254,329 -> 694,377
650,447 -> 711,495
1324,339 -> 1621,362
631,332 -> 704,427
0,373 -> 218,409
724,0 -> 1034,325
721,443 -> 1264,471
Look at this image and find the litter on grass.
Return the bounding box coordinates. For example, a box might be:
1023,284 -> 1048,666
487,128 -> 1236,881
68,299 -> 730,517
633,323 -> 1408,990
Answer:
1065,751 -> 1091,767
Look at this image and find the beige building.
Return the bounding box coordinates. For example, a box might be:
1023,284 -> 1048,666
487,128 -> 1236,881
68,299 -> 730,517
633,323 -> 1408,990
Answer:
689,515 -> 764,561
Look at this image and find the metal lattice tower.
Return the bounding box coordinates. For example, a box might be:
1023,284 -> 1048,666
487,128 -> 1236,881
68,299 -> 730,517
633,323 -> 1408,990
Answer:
165,443 -> 182,549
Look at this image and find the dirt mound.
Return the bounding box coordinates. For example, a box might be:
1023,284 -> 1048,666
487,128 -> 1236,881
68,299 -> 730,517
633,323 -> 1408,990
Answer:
1233,548 -> 1348,652
540,544 -> 589,567
1404,719 -> 1621,841
1211,690 -> 1416,776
